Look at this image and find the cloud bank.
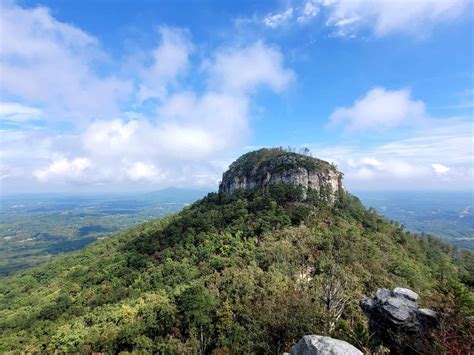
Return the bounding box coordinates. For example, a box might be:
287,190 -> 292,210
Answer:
0,2 -> 295,192
329,87 -> 427,131
0,4 -> 132,119
1,2 -> 471,193
261,0 -> 470,38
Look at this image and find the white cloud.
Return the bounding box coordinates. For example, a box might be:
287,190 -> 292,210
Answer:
360,157 -> 382,167
82,119 -> 140,158
432,163 -> 451,174
0,165 -> 15,182
258,0 -> 469,37
0,130 -> 55,172
329,87 -> 427,131
80,95 -> 249,164
138,27 -> 193,102
126,162 -> 163,182
34,157 -> 91,182
158,92 -> 250,152
297,1 -> 320,23
307,119 -> 473,189
373,121 -> 474,165
14,39 -> 294,189
0,3 -> 295,191
261,1 -> 320,28
334,17 -> 360,28
208,42 -> 295,94
4,115 -> 472,191
321,0 -> 470,37
263,8 -> 294,28
4,2 -> 469,194
0,3 -> 132,119
0,102 -> 43,122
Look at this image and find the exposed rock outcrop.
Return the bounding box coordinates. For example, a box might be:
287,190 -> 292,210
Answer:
290,335 -> 362,355
360,287 -> 438,354
219,148 -> 344,202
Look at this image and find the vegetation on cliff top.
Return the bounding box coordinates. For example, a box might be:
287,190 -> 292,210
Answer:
225,148 -> 338,178
0,151 -> 472,353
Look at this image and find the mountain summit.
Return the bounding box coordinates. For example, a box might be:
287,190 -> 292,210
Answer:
219,148 -> 344,202
0,148 -> 471,354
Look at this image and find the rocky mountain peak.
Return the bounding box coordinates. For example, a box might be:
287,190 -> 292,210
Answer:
219,148 -> 344,202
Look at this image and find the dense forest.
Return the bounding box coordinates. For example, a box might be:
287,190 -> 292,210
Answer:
0,150 -> 472,353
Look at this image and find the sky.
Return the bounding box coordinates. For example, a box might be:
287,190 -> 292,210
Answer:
0,0 -> 473,194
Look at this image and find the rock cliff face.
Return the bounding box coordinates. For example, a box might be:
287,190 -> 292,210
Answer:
219,148 -> 344,202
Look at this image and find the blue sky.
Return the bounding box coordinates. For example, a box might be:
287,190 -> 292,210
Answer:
1,0 -> 473,193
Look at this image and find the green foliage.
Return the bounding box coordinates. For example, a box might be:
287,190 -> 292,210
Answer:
427,280 -> 474,353
225,147 -> 337,180
178,283 -> 216,328
0,188 -> 472,353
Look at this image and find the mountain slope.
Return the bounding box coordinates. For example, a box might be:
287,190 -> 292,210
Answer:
0,148 -> 472,353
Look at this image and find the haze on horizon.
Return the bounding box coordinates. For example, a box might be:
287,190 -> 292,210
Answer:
1,0 -> 473,194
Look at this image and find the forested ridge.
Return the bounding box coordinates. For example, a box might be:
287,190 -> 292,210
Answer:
0,151 -> 472,353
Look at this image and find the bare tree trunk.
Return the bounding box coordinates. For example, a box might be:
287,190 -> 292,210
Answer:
320,264 -> 347,334
200,324 -> 204,354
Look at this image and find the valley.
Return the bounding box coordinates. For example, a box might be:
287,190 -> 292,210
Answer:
0,189 -> 206,276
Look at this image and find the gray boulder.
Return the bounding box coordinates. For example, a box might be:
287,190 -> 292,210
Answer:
393,287 -> 419,302
291,335 -> 362,355
360,287 -> 438,353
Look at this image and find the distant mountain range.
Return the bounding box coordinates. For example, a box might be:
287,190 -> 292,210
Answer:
141,187 -> 208,203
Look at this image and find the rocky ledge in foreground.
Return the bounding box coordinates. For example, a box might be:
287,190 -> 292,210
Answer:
360,287 -> 438,353
219,148 -> 344,202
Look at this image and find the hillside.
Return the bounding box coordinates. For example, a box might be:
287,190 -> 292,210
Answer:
0,148 -> 472,353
